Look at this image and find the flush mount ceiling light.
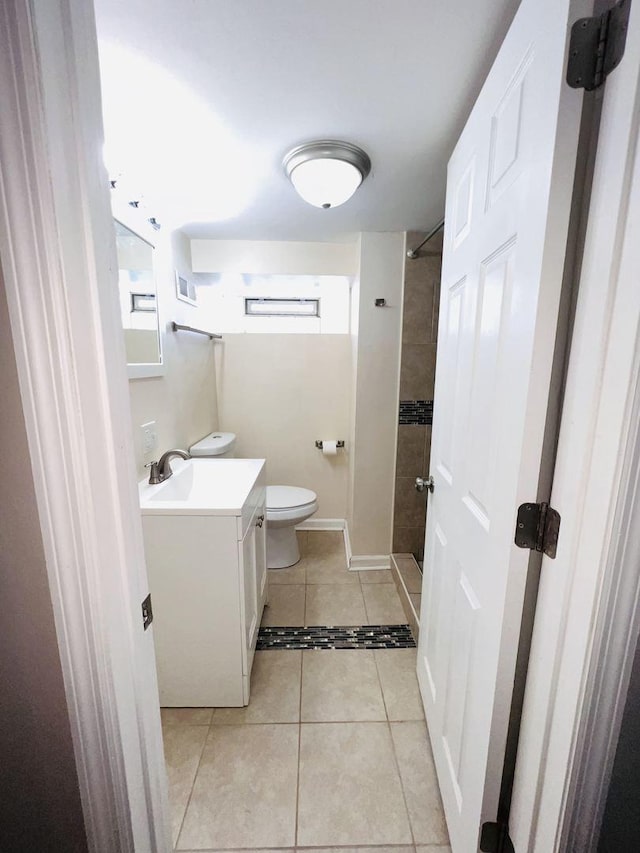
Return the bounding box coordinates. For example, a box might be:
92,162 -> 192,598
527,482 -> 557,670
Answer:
283,140 -> 371,209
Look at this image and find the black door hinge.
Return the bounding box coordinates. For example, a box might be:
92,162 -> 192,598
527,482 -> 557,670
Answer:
481,821 -> 515,853
567,0 -> 631,91
514,502 -> 561,559
142,593 -> 153,630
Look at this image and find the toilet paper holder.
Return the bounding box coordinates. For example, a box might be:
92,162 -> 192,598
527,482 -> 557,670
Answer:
315,440 -> 345,450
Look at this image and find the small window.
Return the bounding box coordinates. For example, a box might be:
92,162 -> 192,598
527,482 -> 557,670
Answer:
176,272 -> 197,305
130,293 -> 157,313
244,297 -> 320,317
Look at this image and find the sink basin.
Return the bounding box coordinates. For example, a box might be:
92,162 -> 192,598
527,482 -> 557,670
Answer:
139,457 -> 266,515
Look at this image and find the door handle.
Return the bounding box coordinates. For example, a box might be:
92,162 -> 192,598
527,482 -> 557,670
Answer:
256,514 -> 265,528
415,476 -> 434,493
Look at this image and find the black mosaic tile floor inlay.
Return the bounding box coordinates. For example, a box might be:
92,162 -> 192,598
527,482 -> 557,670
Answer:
257,625 -> 416,650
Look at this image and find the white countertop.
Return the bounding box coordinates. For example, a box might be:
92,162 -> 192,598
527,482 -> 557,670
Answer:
139,457 -> 266,515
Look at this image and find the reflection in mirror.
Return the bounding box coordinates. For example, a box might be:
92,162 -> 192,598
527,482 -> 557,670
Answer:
115,220 -> 161,366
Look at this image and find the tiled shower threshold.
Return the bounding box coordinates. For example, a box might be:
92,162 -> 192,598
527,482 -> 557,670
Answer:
391,553 -> 423,642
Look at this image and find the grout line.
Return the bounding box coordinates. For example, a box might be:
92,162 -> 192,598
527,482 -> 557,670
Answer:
387,717 -> 418,850
372,646 -> 392,723
172,721 -> 211,851
302,567 -> 308,627
360,577 -> 371,625
172,715 -> 426,727
294,649 -> 304,848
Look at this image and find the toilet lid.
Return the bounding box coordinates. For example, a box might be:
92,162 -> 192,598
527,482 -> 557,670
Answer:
189,432 -> 236,456
267,485 -> 317,511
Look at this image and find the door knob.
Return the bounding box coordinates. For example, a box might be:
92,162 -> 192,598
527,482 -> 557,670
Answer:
415,476 -> 434,493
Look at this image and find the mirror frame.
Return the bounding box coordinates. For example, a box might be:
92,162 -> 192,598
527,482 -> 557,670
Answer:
111,193 -> 165,380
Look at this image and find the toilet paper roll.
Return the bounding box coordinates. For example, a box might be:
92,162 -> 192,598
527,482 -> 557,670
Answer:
322,440 -> 338,456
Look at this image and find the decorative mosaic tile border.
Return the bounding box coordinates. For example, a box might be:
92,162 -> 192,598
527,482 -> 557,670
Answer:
257,625 -> 416,650
399,400 -> 433,425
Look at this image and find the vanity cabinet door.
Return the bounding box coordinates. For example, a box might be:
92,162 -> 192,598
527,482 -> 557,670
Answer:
241,520 -> 258,675
255,499 -> 267,609
239,495 -> 267,703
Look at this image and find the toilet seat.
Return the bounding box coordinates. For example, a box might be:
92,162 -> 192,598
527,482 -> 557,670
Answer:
266,485 -> 318,527
265,486 -> 318,569
267,485 -> 317,512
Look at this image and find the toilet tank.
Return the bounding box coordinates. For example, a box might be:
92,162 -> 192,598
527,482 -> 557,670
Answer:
189,432 -> 236,458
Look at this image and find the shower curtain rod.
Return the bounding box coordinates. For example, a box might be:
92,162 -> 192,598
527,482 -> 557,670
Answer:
406,218 -> 445,259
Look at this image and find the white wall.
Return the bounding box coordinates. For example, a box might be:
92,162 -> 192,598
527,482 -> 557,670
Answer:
215,334 -> 351,518
193,232 -> 405,554
347,243 -> 361,539
128,229 -> 219,476
349,232 -> 405,558
192,238 -> 358,276
0,272 -> 88,852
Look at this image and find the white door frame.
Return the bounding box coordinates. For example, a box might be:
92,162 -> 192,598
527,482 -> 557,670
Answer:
3,0 -> 640,850
510,2 -> 640,848
0,1 -> 169,850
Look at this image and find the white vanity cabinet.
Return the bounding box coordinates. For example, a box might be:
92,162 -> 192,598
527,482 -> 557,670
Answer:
139,458 -> 267,707
241,494 -> 268,681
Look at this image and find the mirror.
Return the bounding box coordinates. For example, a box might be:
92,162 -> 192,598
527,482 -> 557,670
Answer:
115,219 -> 164,378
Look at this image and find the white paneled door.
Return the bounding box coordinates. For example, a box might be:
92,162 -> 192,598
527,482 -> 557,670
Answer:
417,0 -> 589,849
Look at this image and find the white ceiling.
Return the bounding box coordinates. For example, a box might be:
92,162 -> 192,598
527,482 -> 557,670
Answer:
95,0 -> 520,242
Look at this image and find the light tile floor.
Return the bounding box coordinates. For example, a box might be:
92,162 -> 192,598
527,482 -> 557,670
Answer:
264,531 -> 406,627
163,531 -> 450,852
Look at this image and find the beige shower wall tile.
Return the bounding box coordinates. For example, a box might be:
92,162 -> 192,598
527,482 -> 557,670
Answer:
423,423 -> 433,471
393,526 -> 426,560
399,343 -> 437,400
396,424 -> 428,478
403,254 -> 441,346
395,477 -> 428,528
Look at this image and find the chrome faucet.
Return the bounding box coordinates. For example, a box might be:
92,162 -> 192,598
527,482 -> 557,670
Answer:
146,449 -> 190,484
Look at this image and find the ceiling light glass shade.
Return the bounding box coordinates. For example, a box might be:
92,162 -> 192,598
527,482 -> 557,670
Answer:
283,141 -> 371,209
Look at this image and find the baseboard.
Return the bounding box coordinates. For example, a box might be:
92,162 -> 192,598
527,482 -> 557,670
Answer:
295,519 -> 390,572
343,522 -> 352,565
295,518 -> 345,531
348,554 -> 391,571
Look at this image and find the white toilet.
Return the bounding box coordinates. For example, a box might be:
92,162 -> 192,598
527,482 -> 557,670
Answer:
188,433 -> 318,569
189,431 -> 237,459
265,485 -> 318,569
